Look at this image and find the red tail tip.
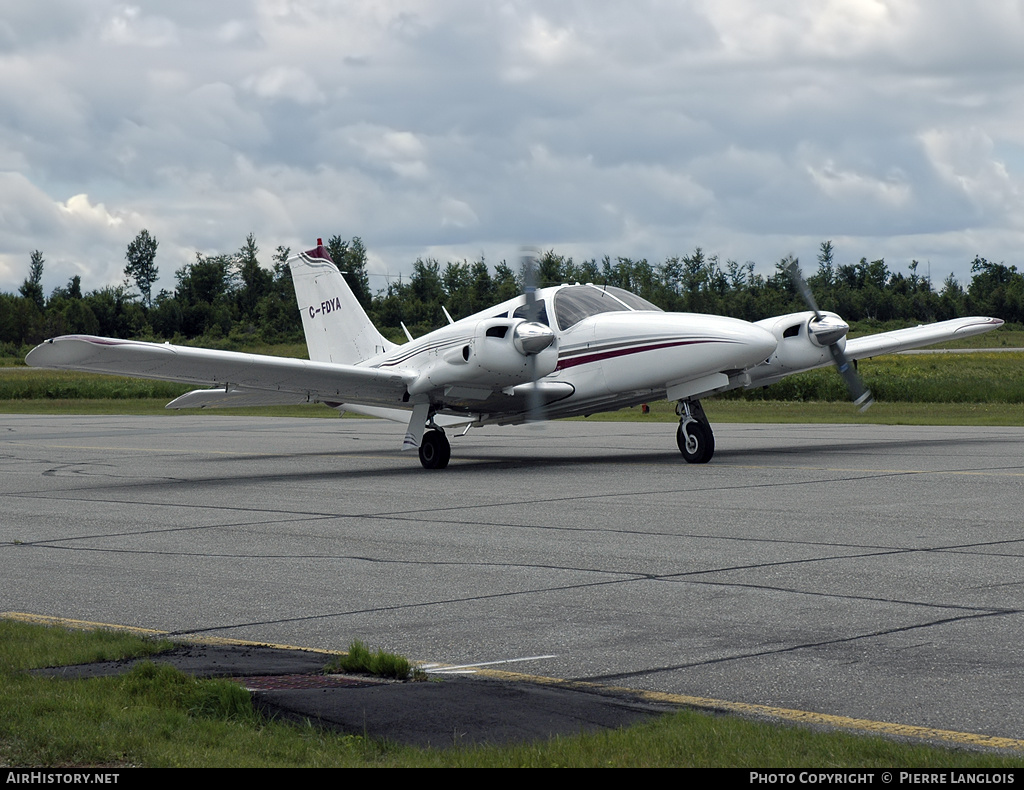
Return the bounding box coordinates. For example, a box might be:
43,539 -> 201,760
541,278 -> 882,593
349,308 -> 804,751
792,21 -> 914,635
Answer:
304,238 -> 334,263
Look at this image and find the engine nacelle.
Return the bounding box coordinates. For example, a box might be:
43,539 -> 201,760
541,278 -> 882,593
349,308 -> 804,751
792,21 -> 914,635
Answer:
407,317 -> 558,396
747,310 -> 847,384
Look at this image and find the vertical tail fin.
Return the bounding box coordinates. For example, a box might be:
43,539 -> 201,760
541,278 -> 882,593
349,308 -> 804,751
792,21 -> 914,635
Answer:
289,239 -> 396,364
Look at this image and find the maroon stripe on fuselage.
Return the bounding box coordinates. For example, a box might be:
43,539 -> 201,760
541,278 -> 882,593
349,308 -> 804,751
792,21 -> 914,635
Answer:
555,338 -> 735,371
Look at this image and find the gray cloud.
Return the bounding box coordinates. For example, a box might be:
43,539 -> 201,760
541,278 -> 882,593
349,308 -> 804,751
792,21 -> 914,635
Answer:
2,0 -> 1023,299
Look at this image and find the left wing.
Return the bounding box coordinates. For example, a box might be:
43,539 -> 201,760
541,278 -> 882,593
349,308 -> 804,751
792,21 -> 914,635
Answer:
25,335 -> 413,408
843,316 -> 1004,359
744,315 -> 1004,390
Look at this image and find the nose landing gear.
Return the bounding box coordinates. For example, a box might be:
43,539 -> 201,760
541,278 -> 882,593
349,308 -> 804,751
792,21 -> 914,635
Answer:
676,399 -> 714,464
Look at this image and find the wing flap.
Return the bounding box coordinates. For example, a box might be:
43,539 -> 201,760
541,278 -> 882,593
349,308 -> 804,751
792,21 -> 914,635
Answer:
26,335 -> 412,407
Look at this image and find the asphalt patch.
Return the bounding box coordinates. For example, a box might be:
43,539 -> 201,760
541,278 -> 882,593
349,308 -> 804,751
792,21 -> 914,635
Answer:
35,643 -> 672,749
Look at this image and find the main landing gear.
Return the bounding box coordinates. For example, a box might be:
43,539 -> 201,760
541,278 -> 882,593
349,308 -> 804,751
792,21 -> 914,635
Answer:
419,428 -> 451,470
676,399 -> 714,464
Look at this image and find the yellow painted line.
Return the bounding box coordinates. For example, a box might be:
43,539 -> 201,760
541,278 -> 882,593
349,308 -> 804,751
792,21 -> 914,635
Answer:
6,611 -> 1022,752
419,662 -> 1024,752
4,611 -> 167,635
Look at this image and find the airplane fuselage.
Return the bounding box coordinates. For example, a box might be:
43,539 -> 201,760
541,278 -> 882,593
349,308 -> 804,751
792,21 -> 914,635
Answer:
353,284 -> 778,424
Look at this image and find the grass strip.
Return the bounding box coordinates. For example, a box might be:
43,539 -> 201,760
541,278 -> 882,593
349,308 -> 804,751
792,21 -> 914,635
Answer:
2,620 -> 1023,767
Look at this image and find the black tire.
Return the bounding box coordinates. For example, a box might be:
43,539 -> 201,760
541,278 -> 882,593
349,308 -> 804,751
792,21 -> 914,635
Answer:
418,430 -> 451,469
676,420 -> 714,464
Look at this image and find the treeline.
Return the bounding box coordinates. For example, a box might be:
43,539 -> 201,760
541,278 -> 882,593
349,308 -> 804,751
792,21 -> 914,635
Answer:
3,234 -> 1023,355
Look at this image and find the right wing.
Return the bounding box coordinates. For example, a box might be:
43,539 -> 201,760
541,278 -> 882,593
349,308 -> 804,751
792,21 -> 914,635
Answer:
25,335 -> 413,409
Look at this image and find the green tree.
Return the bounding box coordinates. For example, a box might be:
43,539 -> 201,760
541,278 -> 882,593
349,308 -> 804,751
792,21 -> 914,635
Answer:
19,250 -> 45,309
326,235 -> 372,309
816,240 -> 835,286
83,285 -> 146,338
253,245 -> 302,343
492,261 -> 519,303
174,252 -> 234,338
234,233 -> 272,324
468,258 -> 494,314
124,230 -> 159,308
968,256 -> 1024,322
937,273 -> 965,320
149,290 -> 183,338
0,292 -> 44,346
536,250 -> 571,287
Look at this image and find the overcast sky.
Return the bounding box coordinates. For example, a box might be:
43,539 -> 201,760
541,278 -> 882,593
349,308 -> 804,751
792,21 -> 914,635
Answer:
2,0 -> 1023,301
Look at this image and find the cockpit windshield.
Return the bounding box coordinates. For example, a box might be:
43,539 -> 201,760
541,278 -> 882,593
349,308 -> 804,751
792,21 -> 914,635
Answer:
601,286 -> 662,312
553,285 -> 662,330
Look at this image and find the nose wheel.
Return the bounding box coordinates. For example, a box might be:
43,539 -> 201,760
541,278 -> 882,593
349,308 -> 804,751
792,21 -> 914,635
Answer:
419,429 -> 451,469
676,399 -> 714,464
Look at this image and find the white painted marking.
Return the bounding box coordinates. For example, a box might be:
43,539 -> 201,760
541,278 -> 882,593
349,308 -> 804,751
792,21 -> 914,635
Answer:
427,654 -> 558,674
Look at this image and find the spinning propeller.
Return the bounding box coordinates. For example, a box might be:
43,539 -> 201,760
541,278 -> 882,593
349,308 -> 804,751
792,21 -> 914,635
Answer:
785,260 -> 874,411
519,247 -> 555,421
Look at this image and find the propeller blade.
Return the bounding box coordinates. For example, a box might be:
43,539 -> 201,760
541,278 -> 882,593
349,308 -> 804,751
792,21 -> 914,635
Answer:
829,345 -> 874,411
784,259 -> 823,320
522,247 -> 540,320
786,258 -> 873,411
520,248 -> 546,422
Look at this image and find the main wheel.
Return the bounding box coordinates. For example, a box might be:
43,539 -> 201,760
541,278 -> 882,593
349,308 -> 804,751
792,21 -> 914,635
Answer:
418,430 -> 451,469
676,419 -> 714,464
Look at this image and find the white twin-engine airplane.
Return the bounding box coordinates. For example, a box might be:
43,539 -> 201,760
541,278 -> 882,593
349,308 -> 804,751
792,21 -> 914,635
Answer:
27,240 -> 1003,469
